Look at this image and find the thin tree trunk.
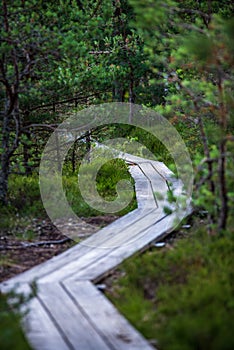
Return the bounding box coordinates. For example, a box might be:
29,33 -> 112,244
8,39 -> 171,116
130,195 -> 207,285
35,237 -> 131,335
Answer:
129,62 -> 134,123
0,99 -> 21,204
0,155 -> 10,205
0,113 -> 10,204
55,130 -> 61,172
72,139 -> 77,173
177,78 -> 216,231
197,114 -> 215,195
218,139 -> 228,230
86,132 -> 91,163
23,133 -> 32,176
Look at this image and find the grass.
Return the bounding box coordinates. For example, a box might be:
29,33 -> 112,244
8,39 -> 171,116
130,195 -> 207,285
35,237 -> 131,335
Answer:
106,224 -> 234,350
64,158 -> 137,216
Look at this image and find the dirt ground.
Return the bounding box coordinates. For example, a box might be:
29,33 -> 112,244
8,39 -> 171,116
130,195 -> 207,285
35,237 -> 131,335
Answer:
0,215 -> 117,283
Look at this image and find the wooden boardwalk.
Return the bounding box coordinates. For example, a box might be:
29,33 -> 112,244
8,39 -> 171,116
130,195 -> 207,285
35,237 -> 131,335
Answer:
0,153 -> 191,350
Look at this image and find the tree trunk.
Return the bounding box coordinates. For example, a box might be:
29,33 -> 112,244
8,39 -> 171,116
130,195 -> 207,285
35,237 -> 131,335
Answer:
197,114 -> 215,195
0,155 -> 10,205
129,62 -> 134,123
0,96 -> 20,204
86,132 -> 91,163
0,113 -> 11,205
23,133 -> 33,176
55,130 -> 61,172
218,139 -> 228,231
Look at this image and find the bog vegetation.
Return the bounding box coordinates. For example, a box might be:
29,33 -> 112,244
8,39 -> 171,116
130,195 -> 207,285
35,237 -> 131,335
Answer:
0,0 -> 233,349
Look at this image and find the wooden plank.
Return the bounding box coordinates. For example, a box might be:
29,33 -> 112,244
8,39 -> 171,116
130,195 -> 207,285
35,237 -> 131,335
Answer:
37,282 -> 111,350
138,162 -> 169,192
69,213 -> 176,281
120,152 -> 154,165
64,280 -> 155,350
150,159 -> 174,178
24,297 -> 70,350
137,162 -> 169,210
40,208 -> 163,283
129,165 -> 158,209
127,155 -> 180,194
150,161 -> 186,196
125,156 -> 188,212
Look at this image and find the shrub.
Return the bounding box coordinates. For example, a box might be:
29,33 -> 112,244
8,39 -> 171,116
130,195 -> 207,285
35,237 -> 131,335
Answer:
107,228 -> 234,349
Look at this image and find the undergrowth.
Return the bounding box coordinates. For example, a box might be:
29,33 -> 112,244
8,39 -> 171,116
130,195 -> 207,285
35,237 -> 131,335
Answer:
0,289 -> 34,350
63,158 -> 137,217
0,158 -> 136,234
106,225 -> 234,350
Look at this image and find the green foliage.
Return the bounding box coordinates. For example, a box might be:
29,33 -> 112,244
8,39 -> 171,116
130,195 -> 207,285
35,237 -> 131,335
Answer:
63,158 -> 137,217
1,0 -> 233,347
107,228 -> 234,349
129,0 -> 234,232
97,159 -> 133,199
6,175 -> 44,216
94,123 -> 174,165
0,289 -> 35,350
1,1 -> 234,347
0,158 -> 136,234
1,0 -> 167,205
0,175 -> 45,235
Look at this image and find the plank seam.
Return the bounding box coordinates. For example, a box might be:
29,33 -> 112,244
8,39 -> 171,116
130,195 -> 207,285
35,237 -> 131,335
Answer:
61,281 -> 117,350
37,293 -> 76,350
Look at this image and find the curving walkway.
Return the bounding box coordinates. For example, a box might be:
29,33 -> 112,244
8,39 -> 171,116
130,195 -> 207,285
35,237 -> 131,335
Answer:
0,153 -> 191,350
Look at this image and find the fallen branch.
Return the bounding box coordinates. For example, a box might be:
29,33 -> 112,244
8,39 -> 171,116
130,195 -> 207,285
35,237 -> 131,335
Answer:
0,237 -> 72,250
21,237 -> 72,247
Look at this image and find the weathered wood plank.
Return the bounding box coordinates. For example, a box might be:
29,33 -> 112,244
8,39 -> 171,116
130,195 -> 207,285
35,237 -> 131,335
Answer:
137,162 -> 170,211
67,212 -> 176,282
24,297 -> 70,350
129,165 -> 158,209
37,282 -> 111,350
64,280 -> 155,350
40,208 -> 163,283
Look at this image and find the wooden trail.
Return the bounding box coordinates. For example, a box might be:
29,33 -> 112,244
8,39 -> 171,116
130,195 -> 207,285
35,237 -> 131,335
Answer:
0,153 -> 191,350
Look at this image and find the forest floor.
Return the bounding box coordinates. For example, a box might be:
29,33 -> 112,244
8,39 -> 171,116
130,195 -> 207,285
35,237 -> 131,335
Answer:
0,215 -> 117,282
